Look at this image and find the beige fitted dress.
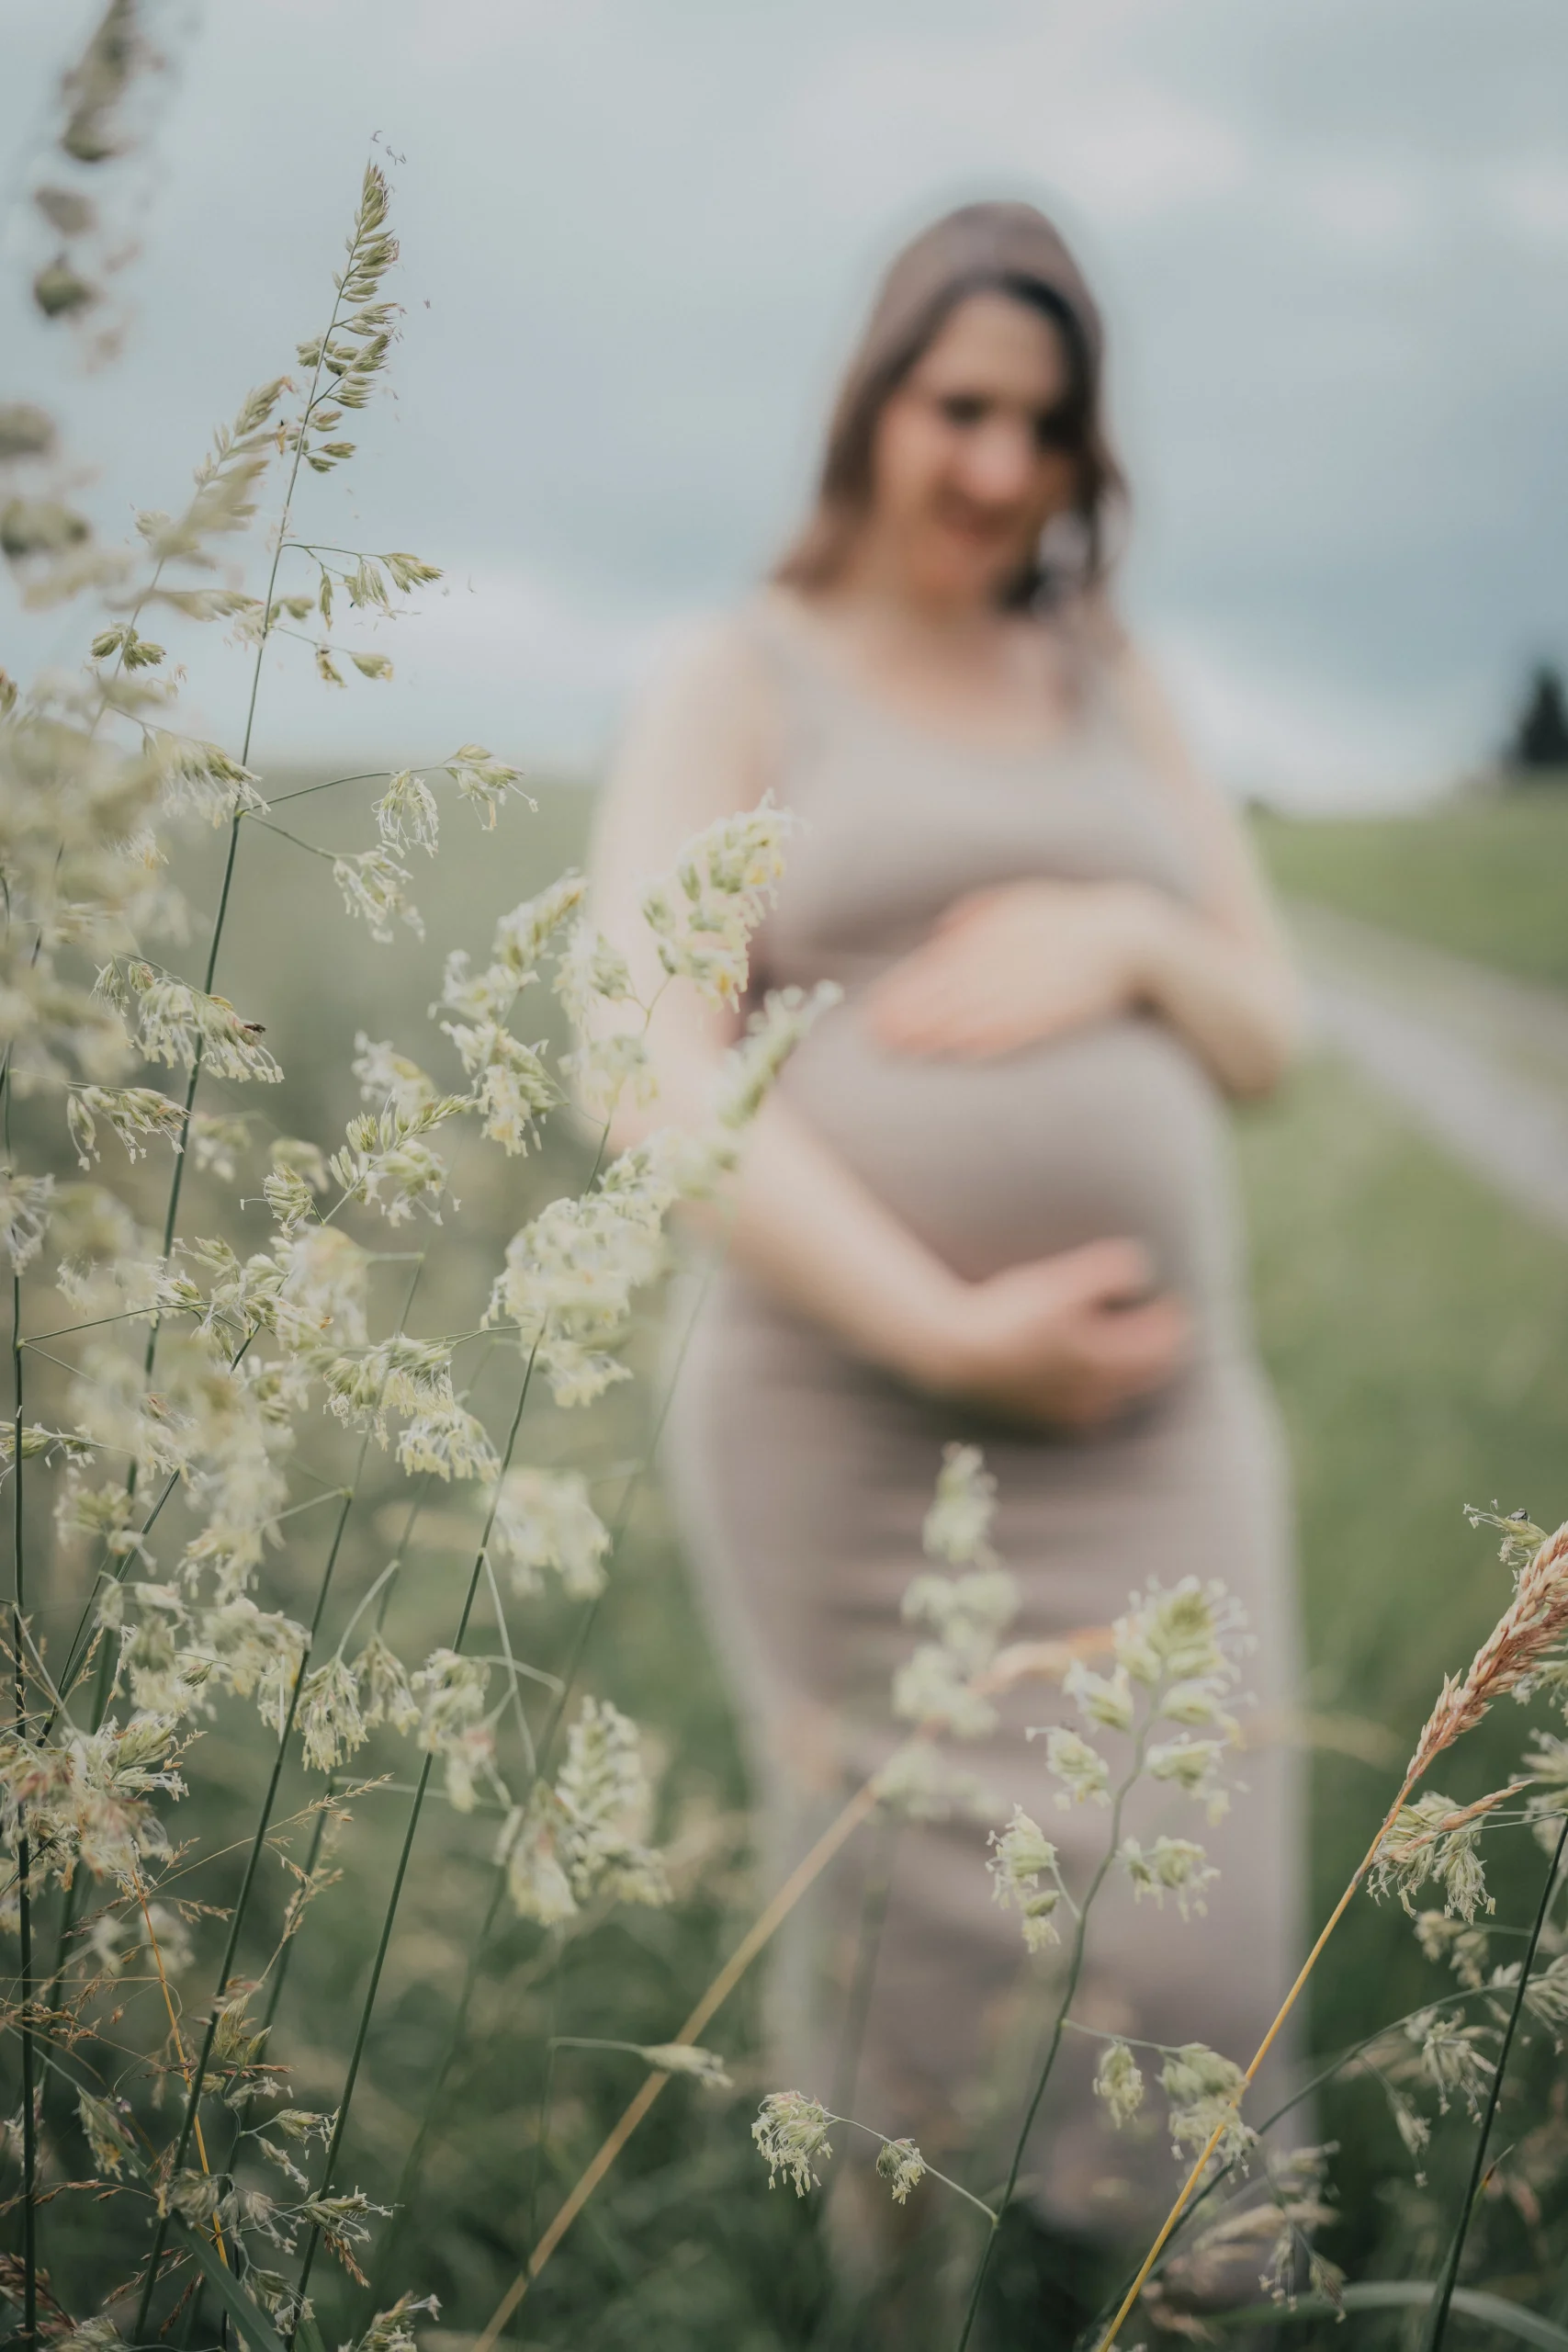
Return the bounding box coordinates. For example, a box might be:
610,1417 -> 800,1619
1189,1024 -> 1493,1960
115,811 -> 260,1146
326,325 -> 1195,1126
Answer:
664,597 -> 1304,2236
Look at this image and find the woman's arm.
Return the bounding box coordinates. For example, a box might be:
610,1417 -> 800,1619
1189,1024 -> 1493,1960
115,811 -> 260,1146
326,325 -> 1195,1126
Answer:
1111,643 -> 1306,1097
865,642 -> 1305,1098
588,618 -> 968,1382
587,621 -> 1188,1426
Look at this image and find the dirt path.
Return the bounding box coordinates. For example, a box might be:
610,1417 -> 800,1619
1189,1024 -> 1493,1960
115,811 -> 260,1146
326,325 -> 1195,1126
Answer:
1290,899 -> 1568,1240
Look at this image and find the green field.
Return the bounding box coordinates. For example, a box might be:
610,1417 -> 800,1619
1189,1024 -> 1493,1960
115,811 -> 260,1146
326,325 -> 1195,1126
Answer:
248,784 -> 1568,2335
44,775 -> 1568,2344
1255,792 -> 1568,989
1238,1057 -> 1568,2275
341,785 -> 1568,2335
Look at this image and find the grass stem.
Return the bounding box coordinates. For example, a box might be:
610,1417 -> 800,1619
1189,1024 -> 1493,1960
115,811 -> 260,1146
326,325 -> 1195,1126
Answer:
290,1351 -> 539,2310
829,1811 -> 898,2127
829,2111 -> 998,2226
1089,1758 -> 1427,2352
471,1773 -> 882,2351
375,1257 -> 721,2278
12,1249 -> 37,2349
130,1442 -> 376,2336
1423,1810 -> 1568,2351
137,162 -> 368,1420
953,1739 -> 1145,2352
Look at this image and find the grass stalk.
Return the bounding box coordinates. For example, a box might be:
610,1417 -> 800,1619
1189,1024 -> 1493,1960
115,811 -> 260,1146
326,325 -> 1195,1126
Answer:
470,1639 -> 1104,2346
290,1350 -> 540,2309
47,1463 -> 186,1728
526,1988 -> 563,2253
1086,1976 -> 1507,2335
472,1773 -> 883,2352
1423,1810 -> 1568,2351
1095,1512 -> 1568,2350
828,1811 -> 899,2127
533,1246 -> 716,1770
132,1871 -> 231,2269
177,1778 -> 348,2342
35,1613 -> 127,2138
141,806 -> 240,1360
138,172 -> 370,1408
82,248 -> 387,2205
11,1247 -> 37,2348
387,1870 -> 509,2246
374,1257 -> 718,2267
130,1241 -> 426,2328
293,1743 -> 437,2311
258,1784 -> 337,2037
953,1740 -> 1146,2352
827,2111 -> 997,2227
1089,1759 -> 1424,2352
130,1448 -> 373,2337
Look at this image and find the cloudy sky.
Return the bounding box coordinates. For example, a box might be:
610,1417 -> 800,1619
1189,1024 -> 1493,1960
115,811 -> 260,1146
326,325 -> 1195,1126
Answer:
6,0 -> 1567,807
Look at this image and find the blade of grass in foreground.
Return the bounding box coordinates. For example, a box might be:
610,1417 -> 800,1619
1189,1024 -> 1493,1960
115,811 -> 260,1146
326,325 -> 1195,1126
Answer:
470,1628 -> 1116,2347
1093,1513 -> 1568,2352
470,1774 -> 884,2352
368,1259 -> 722,2298
290,1345 -> 542,2311
1206,2282 -> 1568,2347
175,2220 -> 291,2352
1423,1810 -> 1568,2352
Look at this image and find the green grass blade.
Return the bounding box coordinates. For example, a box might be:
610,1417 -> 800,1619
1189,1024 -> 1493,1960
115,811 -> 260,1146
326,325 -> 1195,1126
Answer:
1422,1814 -> 1568,2351
1354,2283 -> 1568,2346
1202,2282 -> 1568,2347
171,2221 -> 289,2352
293,2311 -> 330,2352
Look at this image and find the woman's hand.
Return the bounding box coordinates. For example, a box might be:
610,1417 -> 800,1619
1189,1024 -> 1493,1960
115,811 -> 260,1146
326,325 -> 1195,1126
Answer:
865,877 -> 1160,1059
908,1238 -> 1190,1430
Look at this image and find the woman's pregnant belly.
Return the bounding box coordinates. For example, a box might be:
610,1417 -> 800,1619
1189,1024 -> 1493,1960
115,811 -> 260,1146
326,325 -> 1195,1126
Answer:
775,996 -> 1245,1321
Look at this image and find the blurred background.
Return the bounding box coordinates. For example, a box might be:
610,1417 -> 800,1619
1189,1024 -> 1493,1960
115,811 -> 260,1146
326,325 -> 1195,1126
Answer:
6,3 -> 1568,2344
8,0 -> 1568,802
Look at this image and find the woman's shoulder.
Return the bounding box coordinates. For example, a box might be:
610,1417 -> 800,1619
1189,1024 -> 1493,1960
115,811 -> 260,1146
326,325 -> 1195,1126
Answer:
626,599 -> 785,750
641,594 -> 796,705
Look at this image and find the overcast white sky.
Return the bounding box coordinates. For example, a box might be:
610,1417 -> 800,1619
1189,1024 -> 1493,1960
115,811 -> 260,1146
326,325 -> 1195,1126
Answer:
6,0 -> 1567,807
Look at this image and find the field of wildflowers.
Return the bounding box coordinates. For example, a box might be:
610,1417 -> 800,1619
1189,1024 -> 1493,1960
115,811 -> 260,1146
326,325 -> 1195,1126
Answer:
6,23 -> 1568,2349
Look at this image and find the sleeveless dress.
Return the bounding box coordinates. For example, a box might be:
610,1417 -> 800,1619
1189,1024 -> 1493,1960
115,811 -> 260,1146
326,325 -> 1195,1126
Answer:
663,598 -> 1305,2236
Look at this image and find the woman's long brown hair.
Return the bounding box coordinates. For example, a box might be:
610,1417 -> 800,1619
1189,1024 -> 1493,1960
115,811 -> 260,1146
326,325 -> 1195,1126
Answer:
773,200 -> 1126,615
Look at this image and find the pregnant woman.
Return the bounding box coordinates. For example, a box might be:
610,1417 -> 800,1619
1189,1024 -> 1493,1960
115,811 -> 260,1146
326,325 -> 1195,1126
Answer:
589,200 -> 1305,2342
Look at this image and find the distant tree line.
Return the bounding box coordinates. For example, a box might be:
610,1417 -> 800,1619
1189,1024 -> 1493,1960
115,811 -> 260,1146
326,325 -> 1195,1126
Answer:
1504,662 -> 1568,780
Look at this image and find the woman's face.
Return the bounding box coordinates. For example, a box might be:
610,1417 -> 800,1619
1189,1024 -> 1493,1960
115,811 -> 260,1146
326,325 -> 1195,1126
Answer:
865,290 -> 1078,610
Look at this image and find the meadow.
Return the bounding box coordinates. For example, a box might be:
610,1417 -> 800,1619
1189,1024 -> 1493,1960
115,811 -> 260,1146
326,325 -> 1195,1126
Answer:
1256,797 -> 1568,990
125,775 -> 1568,2347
